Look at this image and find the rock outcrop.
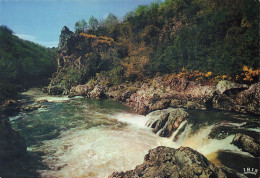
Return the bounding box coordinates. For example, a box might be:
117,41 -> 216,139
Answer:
47,28 -> 259,115
232,133 -> 260,157
127,77 -> 259,115
58,26 -> 74,53
47,26 -> 116,95
68,75 -> 259,115
109,146 -> 239,178
0,115 -> 27,165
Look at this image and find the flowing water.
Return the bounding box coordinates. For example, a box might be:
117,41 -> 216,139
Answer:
7,89 -> 260,177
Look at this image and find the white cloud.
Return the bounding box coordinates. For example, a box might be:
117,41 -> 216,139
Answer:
38,40 -> 59,48
15,33 -> 37,41
15,33 -> 58,48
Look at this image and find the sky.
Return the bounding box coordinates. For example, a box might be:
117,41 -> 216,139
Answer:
0,0 -> 155,48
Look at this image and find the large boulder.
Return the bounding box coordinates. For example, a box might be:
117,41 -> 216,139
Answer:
235,82 -> 260,114
89,85 -> 107,99
109,146 -> 235,178
216,80 -> 248,95
231,133 -> 260,157
0,116 -> 27,165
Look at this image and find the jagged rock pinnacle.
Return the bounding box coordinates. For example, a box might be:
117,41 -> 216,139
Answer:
58,26 -> 74,52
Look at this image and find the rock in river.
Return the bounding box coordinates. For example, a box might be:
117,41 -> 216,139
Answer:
232,133 -> 260,157
109,146 -> 240,178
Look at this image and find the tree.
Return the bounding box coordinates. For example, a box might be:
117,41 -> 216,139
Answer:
74,19 -> 88,33
89,15 -> 99,31
101,13 -> 119,29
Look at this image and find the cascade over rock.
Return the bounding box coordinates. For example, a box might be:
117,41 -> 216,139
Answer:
147,108 -> 189,138
109,146 -> 241,178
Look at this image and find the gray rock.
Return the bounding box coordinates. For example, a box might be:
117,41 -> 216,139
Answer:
216,80 -> 248,95
235,82 -> 260,115
212,94 -> 235,111
231,133 -> 260,157
109,146 -> 235,178
58,26 -> 74,53
149,108 -> 189,137
89,85 -> 107,99
20,104 -> 41,112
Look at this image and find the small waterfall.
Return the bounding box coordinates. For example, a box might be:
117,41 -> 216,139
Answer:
169,120 -> 188,142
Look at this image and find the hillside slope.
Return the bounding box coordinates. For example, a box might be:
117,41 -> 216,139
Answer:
47,0 -> 259,95
0,26 -> 57,88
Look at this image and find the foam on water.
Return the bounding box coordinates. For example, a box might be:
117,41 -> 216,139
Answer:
39,126 -> 159,177
114,112 -> 148,128
9,114 -> 23,121
20,88 -> 70,102
12,89 -> 259,176
157,124 -> 247,157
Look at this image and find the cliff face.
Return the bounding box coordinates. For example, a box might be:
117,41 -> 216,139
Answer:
47,26 -> 116,95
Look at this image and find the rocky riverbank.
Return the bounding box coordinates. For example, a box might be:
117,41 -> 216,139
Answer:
46,26 -> 259,116
48,73 -> 259,116
0,88 -> 47,167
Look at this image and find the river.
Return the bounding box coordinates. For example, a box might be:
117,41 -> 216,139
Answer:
7,88 -> 260,177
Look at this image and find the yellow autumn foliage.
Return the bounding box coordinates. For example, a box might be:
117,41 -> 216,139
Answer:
80,33 -> 114,46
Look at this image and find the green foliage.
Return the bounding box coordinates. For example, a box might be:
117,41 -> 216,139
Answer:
89,15 -> 99,31
0,78 -> 19,101
75,19 -> 88,33
72,0 -> 259,84
61,68 -> 82,89
0,25 -> 57,87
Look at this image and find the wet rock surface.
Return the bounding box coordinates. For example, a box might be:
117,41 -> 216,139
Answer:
149,108 -> 189,137
20,104 -> 42,112
109,146 -> 239,178
232,133 -> 260,157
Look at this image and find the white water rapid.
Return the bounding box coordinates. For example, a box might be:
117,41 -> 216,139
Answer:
10,89 -> 259,177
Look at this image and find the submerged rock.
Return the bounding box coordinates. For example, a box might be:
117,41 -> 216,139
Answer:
109,146 -> 237,178
0,116 -> 26,164
231,133 -> 260,157
20,104 -> 41,112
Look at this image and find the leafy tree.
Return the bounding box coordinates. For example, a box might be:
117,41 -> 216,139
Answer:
75,19 -> 88,33
89,15 -> 99,31
70,0 -> 259,84
100,13 -> 119,29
